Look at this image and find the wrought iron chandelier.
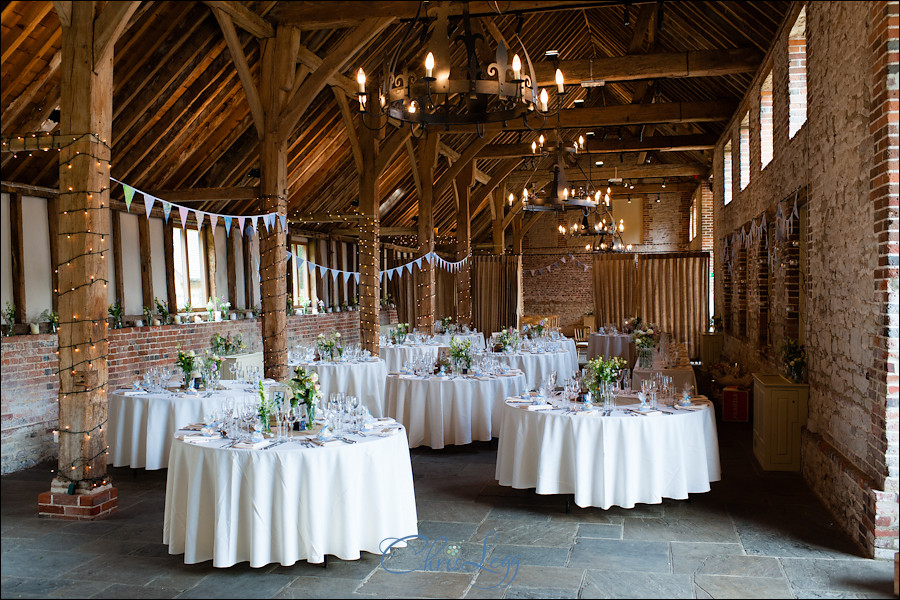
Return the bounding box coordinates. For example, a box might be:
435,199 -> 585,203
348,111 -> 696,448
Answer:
355,1 -> 562,128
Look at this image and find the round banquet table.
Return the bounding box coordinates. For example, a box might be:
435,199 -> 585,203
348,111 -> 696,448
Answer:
107,382 -> 259,470
492,350 -> 576,389
631,365 -> 698,392
431,332 -> 485,350
383,371 -> 526,449
379,343 -> 442,373
586,333 -> 635,363
290,358 -> 388,418
495,395 -> 720,509
163,422 -> 417,567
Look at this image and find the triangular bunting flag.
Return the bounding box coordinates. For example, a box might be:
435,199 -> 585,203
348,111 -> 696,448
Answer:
144,195 -> 155,219
415,257 -> 423,269
561,257 -> 567,263
286,251 -> 293,263
194,210 -> 204,230
251,216 -> 259,232
224,216 -> 232,235
238,217 -> 246,236
308,262 -> 316,275
210,214 -> 219,231
343,272 -> 352,283
331,269 -> 339,281
178,206 -> 189,228
280,215 -> 287,233
354,273 -> 360,284
386,269 -> 394,281
123,185 -> 135,210
161,202 -> 172,223
405,263 -> 414,274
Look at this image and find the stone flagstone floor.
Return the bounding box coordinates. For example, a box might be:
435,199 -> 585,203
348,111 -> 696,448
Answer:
1,421 -> 895,599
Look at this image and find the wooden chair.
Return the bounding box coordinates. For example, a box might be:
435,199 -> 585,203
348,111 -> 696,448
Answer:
574,326 -> 592,347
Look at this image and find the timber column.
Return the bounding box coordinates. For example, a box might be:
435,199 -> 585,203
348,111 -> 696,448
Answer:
415,132 -> 438,334
455,160 -> 474,326
358,84 -> 380,354
258,131 -> 289,381
40,0 -> 131,518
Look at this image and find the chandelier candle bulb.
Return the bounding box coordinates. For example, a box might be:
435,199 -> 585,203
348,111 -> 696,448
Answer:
425,52 -> 435,79
555,68 -> 564,94
539,89 -> 548,112
357,68 -> 366,93
512,54 -> 521,80
531,141 -> 537,154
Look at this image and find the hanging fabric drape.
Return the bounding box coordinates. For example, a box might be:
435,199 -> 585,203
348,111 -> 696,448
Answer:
435,266 -> 458,321
472,255 -> 521,335
593,252 -> 709,359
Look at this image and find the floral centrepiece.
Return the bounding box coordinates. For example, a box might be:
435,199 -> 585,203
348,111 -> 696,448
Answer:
175,348 -> 197,387
211,332 -> 246,355
316,332 -> 342,361
206,296 -> 230,321
623,315 -> 642,334
287,366 -> 321,429
496,327 -> 520,353
780,337 -> 806,383
257,380 -> 276,433
449,336 -> 473,372
631,323 -> 657,368
390,323 -> 409,344
584,356 -> 627,402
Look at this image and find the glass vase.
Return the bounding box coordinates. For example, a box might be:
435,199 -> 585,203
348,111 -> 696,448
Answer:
637,348 -> 653,369
305,402 -> 316,429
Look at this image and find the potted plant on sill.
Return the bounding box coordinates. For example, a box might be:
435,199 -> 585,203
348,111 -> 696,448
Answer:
108,301 -> 124,330
143,305 -> 157,326
154,297 -> 171,325
39,309 -> 59,333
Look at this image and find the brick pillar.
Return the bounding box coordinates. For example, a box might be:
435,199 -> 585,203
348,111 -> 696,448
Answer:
867,0 -> 899,560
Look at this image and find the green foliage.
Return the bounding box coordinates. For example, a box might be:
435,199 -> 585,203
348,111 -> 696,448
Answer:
108,301 -> 123,329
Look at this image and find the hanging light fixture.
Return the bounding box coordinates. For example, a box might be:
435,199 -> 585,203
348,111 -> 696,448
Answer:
356,2 -> 546,128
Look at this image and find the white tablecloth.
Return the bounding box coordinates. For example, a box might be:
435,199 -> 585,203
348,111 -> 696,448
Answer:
108,384 -> 258,470
586,333 -> 635,363
431,332 -> 485,350
163,425 -> 417,567
496,396 -> 720,509
379,344 -> 442,373
290,359 -> 388,418
384,372 -> 526,449
219,352 -> 264,379
492,350 -> 576,389
632,365 -> 698,391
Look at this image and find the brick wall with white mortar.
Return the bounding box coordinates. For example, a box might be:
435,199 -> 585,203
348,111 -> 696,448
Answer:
0,312 -> 359,474
712,1 -> 898,559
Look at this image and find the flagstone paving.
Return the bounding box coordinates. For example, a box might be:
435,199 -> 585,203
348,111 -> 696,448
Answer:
1,422 -> 895,599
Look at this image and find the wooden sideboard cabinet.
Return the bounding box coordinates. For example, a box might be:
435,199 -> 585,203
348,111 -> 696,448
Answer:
752,373 -> 809,471
700,332 -> 724,365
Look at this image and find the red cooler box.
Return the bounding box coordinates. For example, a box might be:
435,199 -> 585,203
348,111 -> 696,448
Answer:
722,386 -> 749,422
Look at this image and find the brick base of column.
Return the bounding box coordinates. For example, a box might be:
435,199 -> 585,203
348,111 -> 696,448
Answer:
38,485 -> 117,520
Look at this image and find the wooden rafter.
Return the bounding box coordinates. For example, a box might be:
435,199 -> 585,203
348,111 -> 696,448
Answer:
93,1 -> 142,69
333,87 -> 363,174
212,7 -> 265,138
475,134 -> 718,159
203,1 -> 275,38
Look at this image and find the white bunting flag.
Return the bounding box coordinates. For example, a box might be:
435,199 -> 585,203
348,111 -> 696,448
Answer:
561,257 -> 566,263
178,206 -> 189,228
238,217 -> 246,236
210,214 -> 219,231
251,216 -> 259,233
194,210 -> 204,230
144,195 -> 155,219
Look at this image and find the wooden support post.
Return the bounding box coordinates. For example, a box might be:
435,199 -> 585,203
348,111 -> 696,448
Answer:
48,196 -> 60,314
512,211 -> 524,255
492,188 -> 506,255
110,209 -> 125,310
9,193 -> 26,324
358,88 -> 380,354
204,225 -> 217,301
227,226 -> 238,307
455,160 -> 474,326
50,0 -> 121,503
138,215 -> 153,310
415,132 -> 438,334
163,220 -> 177,313
242,232 -> 253,309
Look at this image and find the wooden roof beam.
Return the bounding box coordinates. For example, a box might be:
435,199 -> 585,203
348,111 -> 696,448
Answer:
503,48 -> 763,88
140,186 -> 260,202
438,142 -> 490,185
93,1 -> 142,69
269,1 -> 616,28
436,100 -> 735,134
476,134 -> 717,159
506,162 -> 708,185
203,1 -> 275,38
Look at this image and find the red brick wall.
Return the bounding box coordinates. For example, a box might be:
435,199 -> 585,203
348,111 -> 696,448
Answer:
1,312 -> 359,474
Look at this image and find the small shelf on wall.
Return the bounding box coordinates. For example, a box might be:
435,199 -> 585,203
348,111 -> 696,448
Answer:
752,373 -> 809,471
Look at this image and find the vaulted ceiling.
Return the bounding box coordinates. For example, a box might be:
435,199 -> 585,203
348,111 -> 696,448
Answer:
1,1 -> 790,246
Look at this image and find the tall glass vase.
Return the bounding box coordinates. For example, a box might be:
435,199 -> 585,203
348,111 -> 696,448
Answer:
637,348 -> 653,369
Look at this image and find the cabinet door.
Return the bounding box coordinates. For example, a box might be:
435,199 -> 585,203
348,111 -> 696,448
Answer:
768,388 -> 802,468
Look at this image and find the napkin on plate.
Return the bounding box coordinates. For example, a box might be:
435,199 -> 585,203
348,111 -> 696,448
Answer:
117,389 -> 148,396
526,404 -> 553,411
233,439 -> 270,449
177,434 -> 219,443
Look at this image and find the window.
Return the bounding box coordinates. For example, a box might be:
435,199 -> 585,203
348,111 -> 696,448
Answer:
172,228 -> 207,310
723,140 -> 733,205
760,71 -> 774,168
788,7 -> 807,138
689,197 -> 697,241
739,111 -> 751,190
290,240 -> 316,308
